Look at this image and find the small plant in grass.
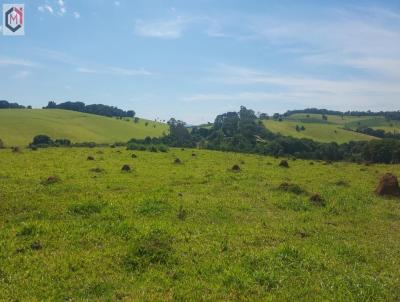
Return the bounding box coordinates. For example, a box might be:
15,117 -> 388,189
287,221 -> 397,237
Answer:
124,229 -> 174,272
41,175 -> 60,185
177,206 -> 187,221
68,201 -> 104,217
334,180 -> 349,187
136,199 -> 170,216
17,224 -> 38,237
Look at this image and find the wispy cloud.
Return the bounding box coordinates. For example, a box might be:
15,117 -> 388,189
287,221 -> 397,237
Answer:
38,1 -> 70,17
57,0 -> 66,16
73,12 -> 80,19
134,17 -> 189,39
182,92 -> 299,103
189,63 -> 400,110
0,57 -> 39,67
76,66 -> 152,76
38,5 -> 54,14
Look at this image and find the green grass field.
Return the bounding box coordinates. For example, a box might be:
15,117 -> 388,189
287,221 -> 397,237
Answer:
1,147 -> 399,301
263,113 -> 400,143
263,120 -> 374,144
0,109 -> 168,147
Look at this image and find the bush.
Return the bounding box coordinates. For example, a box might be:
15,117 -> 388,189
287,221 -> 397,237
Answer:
54,139 -> 71,146
126,142 -> 168,153
32,135 -> 53,146
0,139 -> 4,149
149,145 -> 158,152
158,144 -> 169,152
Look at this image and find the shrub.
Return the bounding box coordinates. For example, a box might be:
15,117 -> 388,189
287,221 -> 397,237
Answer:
32,135 -> 53,146
0,139 -> 4,149
158,145 -> 169,152
149,145 -> 158,152
54,139 -> 71,146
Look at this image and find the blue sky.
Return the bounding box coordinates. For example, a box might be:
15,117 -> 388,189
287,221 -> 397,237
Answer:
0,0 -> 399,124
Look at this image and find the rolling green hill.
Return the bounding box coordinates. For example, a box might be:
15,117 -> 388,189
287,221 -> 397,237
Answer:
0,109 -> 168,146
263,113 -> 400,143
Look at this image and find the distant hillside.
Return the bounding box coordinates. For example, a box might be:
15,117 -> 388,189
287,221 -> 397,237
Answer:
0,109 -> 168,146
262,113 -> 400,143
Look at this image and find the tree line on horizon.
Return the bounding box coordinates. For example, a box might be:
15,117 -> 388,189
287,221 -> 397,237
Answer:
44,101 -> 135,118
129,106 -> 400,164
282,108 -> 400,120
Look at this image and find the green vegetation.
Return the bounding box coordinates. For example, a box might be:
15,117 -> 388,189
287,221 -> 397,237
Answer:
125,107 -> 400,163
44,101 -> 136,118
0,109 -> 168,146
0,147 -> 399,301
262,113 -> 400,143
263,119 -> 374,143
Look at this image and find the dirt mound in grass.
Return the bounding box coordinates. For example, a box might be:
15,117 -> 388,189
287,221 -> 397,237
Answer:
375,173 -> 400,196
41,176 -> 60,185
310,193 -> 325,206
231,164 -> 241,172
279,160 -> 289,168
121,165 -> 131,172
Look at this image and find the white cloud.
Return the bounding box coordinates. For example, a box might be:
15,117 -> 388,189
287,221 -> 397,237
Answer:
190,64 -> 400,111
182,92 -> 299,103
109,67 -> 152,76
38,1 -> 66,16
76,67 -> 97,73
57,0 -> 66,16
73,12 -> 80,19
59,7 -> 66,15
0,57 -> 39,67
38,5 -> 54,14
134,17 -> 188,39
77,66 -> 152,76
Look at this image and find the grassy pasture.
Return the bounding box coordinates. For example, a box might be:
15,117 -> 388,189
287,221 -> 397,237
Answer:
263,113 -> 400,143
0,147 -> 400,301
0,109 -> 168,146
263,119 -> 374,143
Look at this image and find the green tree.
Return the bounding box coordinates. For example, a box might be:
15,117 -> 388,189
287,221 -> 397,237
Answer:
32,135 -> 53,146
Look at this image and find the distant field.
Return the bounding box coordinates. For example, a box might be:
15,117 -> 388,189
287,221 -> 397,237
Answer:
0,147 -> 399,300
263,113 -> 400,143
0,109 -> 168,146
263,119 -> 374,144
